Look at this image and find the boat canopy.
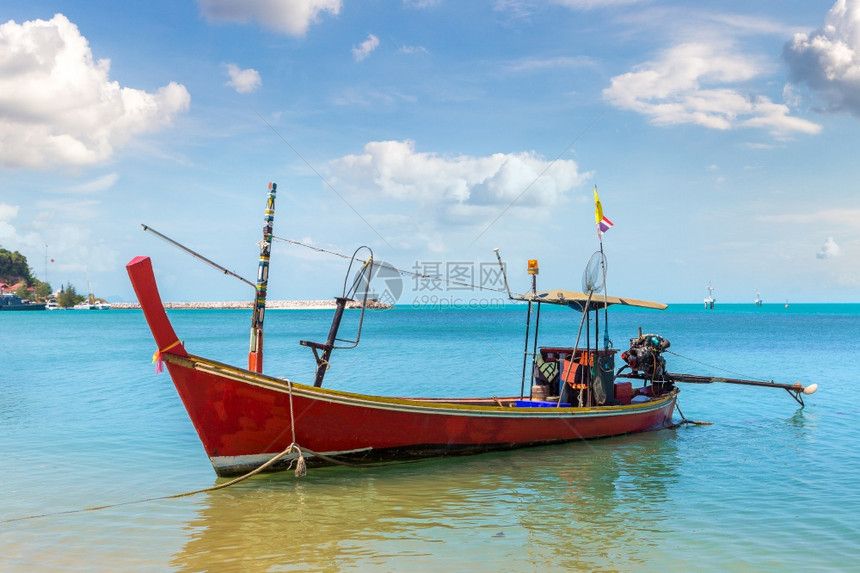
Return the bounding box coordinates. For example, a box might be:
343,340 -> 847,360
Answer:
513,289 -> 667,311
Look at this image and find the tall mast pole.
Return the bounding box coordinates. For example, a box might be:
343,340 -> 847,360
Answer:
594,186 -> 611,349
248,182 -> 277,373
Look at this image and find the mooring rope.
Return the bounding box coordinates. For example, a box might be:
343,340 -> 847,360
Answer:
2,378 -> 377,524
0,442 -> 305,524
285,378 -> 307,477
669,401 -> 713,428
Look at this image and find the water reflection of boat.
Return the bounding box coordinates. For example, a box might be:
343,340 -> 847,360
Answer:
171,437 -> 680,571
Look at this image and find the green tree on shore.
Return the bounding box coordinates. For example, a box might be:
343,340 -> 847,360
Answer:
12,278 -> 53,301
57,283 -> 85,308
1,246 -> 55,301
35,281 -> 52,298
0,247 -> 34,284
14,283 -> 31,300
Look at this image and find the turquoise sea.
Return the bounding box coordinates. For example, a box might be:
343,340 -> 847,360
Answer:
2,303 -> 859,571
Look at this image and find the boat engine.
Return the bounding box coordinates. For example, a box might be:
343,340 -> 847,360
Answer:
621,334 -> 670,379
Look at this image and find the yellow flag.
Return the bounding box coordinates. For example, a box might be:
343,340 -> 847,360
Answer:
594,186 -> 613,236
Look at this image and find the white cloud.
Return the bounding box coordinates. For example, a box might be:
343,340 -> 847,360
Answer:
0,204 -> 20,243
0,14 -> 190,170
784,0 -> 860,116
0,213 -> 18,242
0,202 -> 40,252
0,197 -> 119,281
330,87 -> 416,108
505,55 -> 595,73
403,0 -> 441,8
64,173 -> 119,194
603,41 -> 822,137
224,63 -> 262,94
0,203 -> 19,221
198,0 -> 340,37
759,208 -> 860,225
553,0 -> 649,9
328,140 -> 587,214
353,34 -> 380,62
817,236 -> 841,258
399,45 -> 430,56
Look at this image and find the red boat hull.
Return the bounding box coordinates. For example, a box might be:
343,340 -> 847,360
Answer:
164,353 -> 677,475
128,256 -> 677,476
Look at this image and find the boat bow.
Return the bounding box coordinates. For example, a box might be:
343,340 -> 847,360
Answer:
127,256 -> 189,361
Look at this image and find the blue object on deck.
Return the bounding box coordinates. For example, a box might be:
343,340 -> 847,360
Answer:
514,400 -> 571,408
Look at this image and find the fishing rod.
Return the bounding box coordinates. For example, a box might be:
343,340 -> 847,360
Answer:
141,224 -> 256,289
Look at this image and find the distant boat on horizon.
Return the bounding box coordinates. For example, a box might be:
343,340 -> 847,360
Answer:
0,293 -> 46,311
73,268 -> 111,310
704,282 -> 715,309
73,300 -> 112,310
755,291 -> 763,306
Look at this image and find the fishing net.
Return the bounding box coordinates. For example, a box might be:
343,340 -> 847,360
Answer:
582,251 -> 605,294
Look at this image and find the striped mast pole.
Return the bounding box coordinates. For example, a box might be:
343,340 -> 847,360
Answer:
249,182 -> 277,373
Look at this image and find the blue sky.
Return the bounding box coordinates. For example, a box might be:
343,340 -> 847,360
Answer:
1,0 -> 858,305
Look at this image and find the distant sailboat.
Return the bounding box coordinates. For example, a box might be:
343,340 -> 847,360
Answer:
704,282 -> 716,309
73,268 -> 111,310
755,291 -> 763,306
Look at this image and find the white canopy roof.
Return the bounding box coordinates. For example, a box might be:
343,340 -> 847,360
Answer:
513,289 -> 667,311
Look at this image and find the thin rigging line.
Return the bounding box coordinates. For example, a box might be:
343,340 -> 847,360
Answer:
466,110 -> 605,250
273,235 -> 512,294
665,350 -> 769,383
248,106 -> 392,249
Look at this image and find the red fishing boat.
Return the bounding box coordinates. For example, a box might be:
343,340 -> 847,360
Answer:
128,183 -> 815,477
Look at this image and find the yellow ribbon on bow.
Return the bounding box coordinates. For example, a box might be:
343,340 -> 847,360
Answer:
152,340 -> 182,374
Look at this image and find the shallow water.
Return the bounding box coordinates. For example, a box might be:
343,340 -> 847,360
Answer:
2,304 -> 858,571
